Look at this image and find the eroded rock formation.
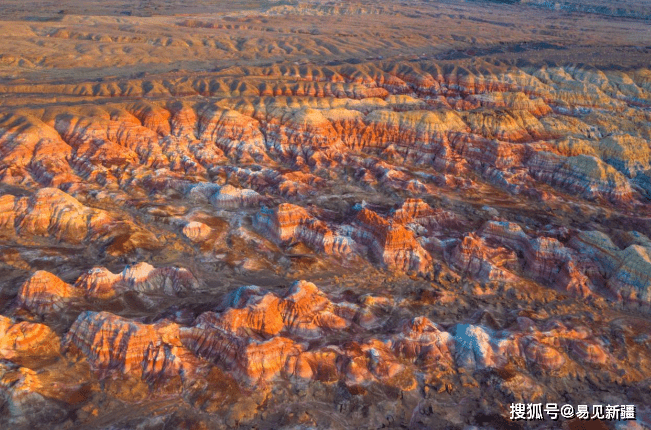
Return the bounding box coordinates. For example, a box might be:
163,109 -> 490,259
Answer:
17,263 -> 199,315
1,0 -> 650,427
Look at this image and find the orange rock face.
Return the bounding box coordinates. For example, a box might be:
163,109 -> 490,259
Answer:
173,279 -> 632,392
477,220 -> 593,297
353,208 -> 432,273
254,203 -> 353,255
0,188 -> 115,244
16,271 -> 80,314
17,263 -> 199,315
179,281 -> 353,381
1,0 -> 651,427
0,316 -> 60,365
390,198 -> 462,233
65,311 -> 198,380
392,317 -> 454,366
449,233 -> 519,281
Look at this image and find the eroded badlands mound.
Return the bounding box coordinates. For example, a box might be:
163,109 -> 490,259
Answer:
0,0 -> 650,428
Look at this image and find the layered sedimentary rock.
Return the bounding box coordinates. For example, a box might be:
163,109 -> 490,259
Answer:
0,61 -> 649,210
181,324 -> 301,382
391,317 -> 454,366
0,114 -> 80,190
210,185 -> 263,209
17,263 -> 199,314
1,0 -> 651,427
16,270 -> 80,314
197,107 -> 268,163
390,198 -> 463,233
0,188 -> 115,243
0,187 -> 162,258
180,281 -> 351,381
357,109 -> 469,168
218,280 -> 349,337
448,317 -> 611,376
462,109 -> 548,143
176,281 -> 413,386
597,134 -> 651,177
353,208 -> 432,273
182,221 -> 212,242
114,262 -> 199,295
448,233 -> 519,281
50,279 -> 632,400
286,339 -> 415,390
464,92 -> 552,116
453,324 -> 500,369
188,182 -> 263,209
565,230 -> 651,302
569,230 -> 623,276
608,245 -> 651,303
253,203 -> 353,255
0,316 -> 60,365
0,83 -> 648,423
65,311 -> 197,380
0,365 -> 68,427
569,231 -> 651,303
477,221 -> 592,296
181,281 -> 349,380
265,107 -> 346,167
523,340 -> 566,372
525,237 -> 569,279
527,152 -> 634,201
479,220 -> 530,249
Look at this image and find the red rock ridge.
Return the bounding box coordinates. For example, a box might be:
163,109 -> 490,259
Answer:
253,203 -> 353,255
353,208 -> 432,273
65,311 -> 199,381
17,263 -> 199,314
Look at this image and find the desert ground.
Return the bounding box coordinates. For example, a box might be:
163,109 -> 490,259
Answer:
0,0 -> 650,429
